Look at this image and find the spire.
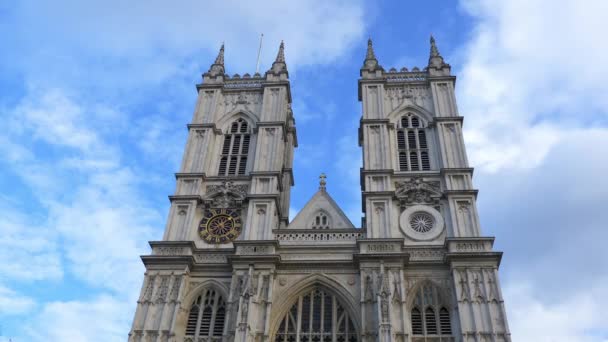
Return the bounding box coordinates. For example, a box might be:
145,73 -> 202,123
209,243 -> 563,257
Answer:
207,43 -> 225,76
362,38 -> 382,73
430,35 -> 440,57
275,40 -> 285,63
319,173 -> 327,191
269,40 -> 288,75
214,43 -> 225,65
427,35 -> 450,73
366,38 -> 376,60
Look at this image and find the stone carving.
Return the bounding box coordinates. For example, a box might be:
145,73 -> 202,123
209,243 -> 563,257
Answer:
392,272 -> 402,303
155,276 -> 169,303
348,277 -> 356,286
238,245 -> 270,255
143,275 -> 156,302
455,242 -> 485,252
367,244 -> 396,253
473,274 -> 485,301
458,271 -> 470,300
486,270 -> 498,301
384,85 -> 432,111
169,276 -> 181,302
380,294 -> 389,322
193,253 -> 227,263
364,275 -> 374,302
276,231 -> 364,242
409,249 -> 444,261
395,177 -> 442,206
264,127 -> 276,136
155,247 -> 185,256
278,277 -> 287,286
195,129 -> 206,138
205,181 -> 248,208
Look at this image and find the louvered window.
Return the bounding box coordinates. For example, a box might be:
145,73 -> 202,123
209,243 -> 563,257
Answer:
425,307 -> 438,334
439,307 -> 451,335
274,287 -> 358,342
218,118 -> 251,176
397,114 -> 431,171
411,308 -> 423,335
185,289 -> 226,339
410,283 -> 452,337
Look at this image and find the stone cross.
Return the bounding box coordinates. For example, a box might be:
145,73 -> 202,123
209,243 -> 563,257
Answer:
319,173 -> 327,190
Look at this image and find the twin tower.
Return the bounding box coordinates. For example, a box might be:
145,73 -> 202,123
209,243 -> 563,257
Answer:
129,38 -> 511,342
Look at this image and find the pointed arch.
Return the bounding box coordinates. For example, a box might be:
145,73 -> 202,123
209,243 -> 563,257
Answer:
386,104 -> 434,125
180,280 -> 231,340
216,109 -> 259,131
389,105 -> 433,172
216,112 -> 257,176
270,273 -> 360,341
407,279 -> 453,337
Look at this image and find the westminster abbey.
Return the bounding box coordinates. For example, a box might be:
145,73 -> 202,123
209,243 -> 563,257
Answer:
129,37 -> 511,342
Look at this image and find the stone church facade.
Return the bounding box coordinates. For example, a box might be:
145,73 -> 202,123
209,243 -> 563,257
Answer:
129,38 -> 511,342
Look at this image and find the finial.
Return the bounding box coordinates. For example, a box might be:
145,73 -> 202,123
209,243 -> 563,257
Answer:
269,40 -> 288,74
362,37 -> 381,72
207,43 -> 225,76
366,38 -> 376,60
430,35 -> 440,57
214,43 -> 225,65
428,35 -> 449,72
275,40 -> 285,63
319,173 -> 327,190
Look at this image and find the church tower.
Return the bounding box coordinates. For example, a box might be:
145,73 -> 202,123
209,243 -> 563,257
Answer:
129,38 -> 510,342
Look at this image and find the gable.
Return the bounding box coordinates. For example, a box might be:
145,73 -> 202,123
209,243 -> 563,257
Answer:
288,189 -> 355,229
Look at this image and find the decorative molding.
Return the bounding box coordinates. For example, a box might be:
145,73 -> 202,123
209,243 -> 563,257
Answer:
154,247 -> 186,256
204,181 -> 248,208
276,231 -> 364,243
395,177 -> 442,206
409,249 -> 445,261
193,253 -> 228,264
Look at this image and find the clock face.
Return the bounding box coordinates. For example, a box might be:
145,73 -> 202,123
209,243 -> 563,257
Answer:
198,208 -> 242,244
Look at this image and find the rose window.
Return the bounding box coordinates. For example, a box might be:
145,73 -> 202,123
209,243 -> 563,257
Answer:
409,212 -> 434,233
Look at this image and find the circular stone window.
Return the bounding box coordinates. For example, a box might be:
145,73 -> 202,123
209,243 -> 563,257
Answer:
399,205 -> 445,241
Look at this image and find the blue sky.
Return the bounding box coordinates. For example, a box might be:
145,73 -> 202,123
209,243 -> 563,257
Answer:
1,1 -> 607,341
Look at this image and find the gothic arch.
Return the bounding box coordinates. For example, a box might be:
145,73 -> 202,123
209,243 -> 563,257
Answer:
405,279 -> 451,309
182,279 -> 231,307
214,112 -> 258,176
217,110 -> 259,132
386,104 -> 434,126
406,279 -> 454,337
269,273 -> 361,341
173,279 -> 231,340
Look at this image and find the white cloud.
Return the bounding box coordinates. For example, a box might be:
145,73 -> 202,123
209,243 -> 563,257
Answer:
24,294 -> 130,342
0,284 -> 36,316
0,87 -> 161,315
5,0 -> 366,91
504,279 -> 608,342
0,200 -> 63,282
458,0 -> 608,172
457,1 -> 608,340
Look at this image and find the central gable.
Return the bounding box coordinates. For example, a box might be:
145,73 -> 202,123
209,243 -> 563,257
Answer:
288,184 -> 355,229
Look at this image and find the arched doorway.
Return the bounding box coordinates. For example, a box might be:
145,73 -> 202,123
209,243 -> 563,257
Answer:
273,286 -> 358,342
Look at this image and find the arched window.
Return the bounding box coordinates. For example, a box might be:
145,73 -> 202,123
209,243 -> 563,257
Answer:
274,286 -> 358,342
311,211 -> 331,229
218,118 -> 251,176
185,288 -> 226,339
410,283 -> 452,338
397,114 -> 430,171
